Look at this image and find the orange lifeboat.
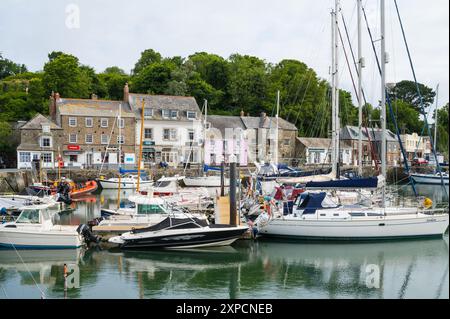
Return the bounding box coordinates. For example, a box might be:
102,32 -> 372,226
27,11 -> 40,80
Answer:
69,180 -> 98,198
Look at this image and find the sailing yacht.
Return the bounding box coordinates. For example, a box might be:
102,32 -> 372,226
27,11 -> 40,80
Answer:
255,0 -> 449,240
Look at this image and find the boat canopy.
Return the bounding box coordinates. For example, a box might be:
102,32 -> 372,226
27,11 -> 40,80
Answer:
131,217 -> 208,234
298,192 -> 338,214
203,165 -> 222,172
305,177 -> 379,190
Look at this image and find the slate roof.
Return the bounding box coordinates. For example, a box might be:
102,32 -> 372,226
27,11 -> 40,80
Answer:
128,94 -> 201,120
240,116 -> 297,131
205,114 -> 297,132
297,137 -> 332,149
57,98 -> 135,118
20,113 -> 62,130
297,137 -> 353,150
206,115 -> 246,135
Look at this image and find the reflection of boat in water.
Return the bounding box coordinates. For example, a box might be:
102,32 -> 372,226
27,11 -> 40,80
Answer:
117,246 -> 248,271
252,238 -> 449,298
0,249 -> 81,296
0,248 -> 81,267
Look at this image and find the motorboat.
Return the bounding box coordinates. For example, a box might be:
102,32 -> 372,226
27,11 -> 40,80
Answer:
410,172 -> 449,186
255,192 -> 449,241
0,194 -> 71,217
98,174 -> 154,189
109,213 -> 249,249
96,193 -> 207,231
0,204 -> 87,249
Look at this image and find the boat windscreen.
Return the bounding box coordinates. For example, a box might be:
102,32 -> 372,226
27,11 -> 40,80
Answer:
131,217 -> 208,234
16,209 -> 41,224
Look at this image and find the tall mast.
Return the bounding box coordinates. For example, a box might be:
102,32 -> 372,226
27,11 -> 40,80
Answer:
203,99 -> 208,175
275,90 -> 280,165
331,8 -> 337,178
357,0 -> 363,175
334,0 -> 340,179
119,102 -> 122,168
380,0 -> 387,205
434,84 -> 440,160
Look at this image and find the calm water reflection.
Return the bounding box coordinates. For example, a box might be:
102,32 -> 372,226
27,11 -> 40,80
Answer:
0,186 -> 448,299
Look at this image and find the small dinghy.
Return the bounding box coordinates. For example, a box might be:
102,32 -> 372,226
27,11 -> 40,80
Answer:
109,214 -> 249,250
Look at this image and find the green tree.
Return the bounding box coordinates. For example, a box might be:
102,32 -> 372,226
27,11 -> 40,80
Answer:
388,99 -> 423,134
103,66 -> 126,75
0,53 -> 27,79
42,52 -> 90,98
133,49 -> 162,74
389,80 -> 435,112
227,54 -> 268,114
435,103 -> 449,157
131,61 -> 175,94
188,52 -> 229,91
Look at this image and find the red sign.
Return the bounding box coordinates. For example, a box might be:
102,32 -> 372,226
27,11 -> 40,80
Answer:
67,145 -> 80,151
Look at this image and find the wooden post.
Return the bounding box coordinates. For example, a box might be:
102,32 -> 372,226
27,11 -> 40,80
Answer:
137,98 -> 145,192
117,173 -> 121,209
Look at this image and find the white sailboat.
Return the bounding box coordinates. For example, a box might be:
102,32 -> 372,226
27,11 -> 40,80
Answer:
410,84 -> 449,186
255,0 -> 449,240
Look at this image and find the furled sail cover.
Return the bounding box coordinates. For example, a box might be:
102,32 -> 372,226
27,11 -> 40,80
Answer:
299,192 -> 338,214
305,177 -> 378,190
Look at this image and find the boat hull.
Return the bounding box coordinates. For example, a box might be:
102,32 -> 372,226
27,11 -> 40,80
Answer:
410,174 -> 449,185
183,176 -> 229,187
258,214 -> 449,241
99,179 -> 153,189
119,226 -> 248,249
0,227 -> 83,249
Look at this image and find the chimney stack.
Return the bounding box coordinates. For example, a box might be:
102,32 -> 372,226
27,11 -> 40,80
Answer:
91,93 -> 98,100
240,110 -> 245,117
259,112 -> 267,127
123,82 -> 129,102
49,91 -> 58,122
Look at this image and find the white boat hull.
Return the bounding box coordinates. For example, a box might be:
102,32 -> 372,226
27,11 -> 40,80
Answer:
411,174 -> 449,185
183,176 -> 229,187
99,179 -> 153,189
258,213 -> 449,240
0,226 -> 83,249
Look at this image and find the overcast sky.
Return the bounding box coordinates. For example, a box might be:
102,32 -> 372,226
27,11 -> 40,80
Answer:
1,0 -> 448,113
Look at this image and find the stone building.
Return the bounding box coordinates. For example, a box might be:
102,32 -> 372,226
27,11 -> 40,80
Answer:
205,112 -> 298,166
125,86 -> 203,167
51,93 -> 136,168
340,125 -> 401,167
296,137 -> 353,166
16,113 -> 64,169
400,133 -> 432,161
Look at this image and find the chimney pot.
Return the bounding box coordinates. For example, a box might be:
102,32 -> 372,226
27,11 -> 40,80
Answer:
91,93 -> 98,100
240,110 -> 245,117
123,82 -> 129,102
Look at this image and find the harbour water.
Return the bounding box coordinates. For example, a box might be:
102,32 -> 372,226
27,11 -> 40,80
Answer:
0,186 -> 448,299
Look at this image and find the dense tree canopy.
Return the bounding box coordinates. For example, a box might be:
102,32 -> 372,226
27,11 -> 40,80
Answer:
0,53 -> 27,79
389,80 -> 435,112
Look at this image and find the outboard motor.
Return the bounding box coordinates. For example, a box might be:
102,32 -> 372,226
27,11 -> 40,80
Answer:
56,182 -> 72,205
77,224 -> 99,245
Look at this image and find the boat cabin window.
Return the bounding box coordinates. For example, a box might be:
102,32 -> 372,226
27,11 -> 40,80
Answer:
349,212 -> 366,217
137,204 -> 166,214
155,181 -> 171,188
16,209 -> 41,224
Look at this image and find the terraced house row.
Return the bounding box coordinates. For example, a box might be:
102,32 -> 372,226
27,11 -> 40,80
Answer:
16,84 -> 300,169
